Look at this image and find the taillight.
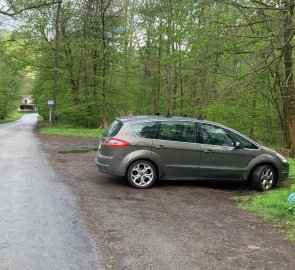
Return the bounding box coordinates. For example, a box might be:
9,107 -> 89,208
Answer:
103,138 -> 130,148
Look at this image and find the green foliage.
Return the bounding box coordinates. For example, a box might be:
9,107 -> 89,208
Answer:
3,0 -> 293,149
0,34 -> 22,119
290,159 -> 295,180
287,200 -> 295,215
203,95 -> 282,145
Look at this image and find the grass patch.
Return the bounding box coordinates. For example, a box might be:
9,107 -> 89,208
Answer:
58,148 -> 97,154
40,124 -> 103,138
38,115 -> 45,123
233,158 -> 295,241
0,111 -> 24,124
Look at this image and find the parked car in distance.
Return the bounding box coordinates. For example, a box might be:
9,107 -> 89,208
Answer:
95,115 -> 289,191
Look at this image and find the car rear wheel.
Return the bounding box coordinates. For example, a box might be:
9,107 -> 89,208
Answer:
251,165 -> 275,191
127,160 -> 156,189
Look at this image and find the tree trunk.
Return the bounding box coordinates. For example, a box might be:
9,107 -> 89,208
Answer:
165,0 -> 173,114
82,0 -> 92,97
100,0 -> 109,125
52,1 -> 62,123
283,1 -> 295,156
155,18 -> 163,114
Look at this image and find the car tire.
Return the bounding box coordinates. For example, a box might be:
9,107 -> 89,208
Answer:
127,160 -> 157,189
250,165 -> 276,191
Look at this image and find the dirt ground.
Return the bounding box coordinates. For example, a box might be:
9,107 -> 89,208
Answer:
38,133 -> 295,270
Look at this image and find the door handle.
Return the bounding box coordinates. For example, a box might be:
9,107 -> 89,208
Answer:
155,144 -> 166,149
204,149 -> 214,153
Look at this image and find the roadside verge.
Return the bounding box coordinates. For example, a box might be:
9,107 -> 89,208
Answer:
232,158 -> 295,241
0,111 -> 24,124
37,118 -> 103,138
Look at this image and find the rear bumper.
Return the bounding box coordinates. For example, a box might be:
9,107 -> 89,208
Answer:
95,155 -> 122,176
95,157 -> 110,174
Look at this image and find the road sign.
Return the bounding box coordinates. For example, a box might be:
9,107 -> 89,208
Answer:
48,98 -> 55,106
48,98 -> 55,125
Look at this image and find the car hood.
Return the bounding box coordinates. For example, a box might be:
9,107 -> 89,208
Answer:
260,145 -> 277,155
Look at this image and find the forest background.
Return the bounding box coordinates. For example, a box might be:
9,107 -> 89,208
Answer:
0,0 -> 295,155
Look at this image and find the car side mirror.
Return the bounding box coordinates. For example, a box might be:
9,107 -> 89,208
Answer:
234,141 -> 243,149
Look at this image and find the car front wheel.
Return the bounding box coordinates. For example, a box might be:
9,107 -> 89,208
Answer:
127,160 -> 157,189
251,165 -> 276,191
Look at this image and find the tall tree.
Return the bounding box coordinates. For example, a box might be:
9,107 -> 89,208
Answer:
282,0 -> 295,154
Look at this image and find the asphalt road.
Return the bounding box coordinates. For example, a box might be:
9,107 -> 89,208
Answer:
0,114 -> 104,270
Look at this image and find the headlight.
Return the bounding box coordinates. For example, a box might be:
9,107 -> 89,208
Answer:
276,152 -> 288,163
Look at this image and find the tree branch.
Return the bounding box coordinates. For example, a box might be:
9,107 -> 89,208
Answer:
0,1 -> 62,16
213,0 -> 293,11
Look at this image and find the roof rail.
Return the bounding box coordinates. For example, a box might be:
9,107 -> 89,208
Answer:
154,113 -> 205,120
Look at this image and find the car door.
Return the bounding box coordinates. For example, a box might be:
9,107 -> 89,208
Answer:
199,123 -> 245,180
152,121 -> 201,179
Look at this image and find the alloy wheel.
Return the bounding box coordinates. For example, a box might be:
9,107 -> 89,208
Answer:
130,163 -> 154,187
260,168 -> 274,190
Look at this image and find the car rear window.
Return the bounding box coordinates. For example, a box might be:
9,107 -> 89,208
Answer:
130,122 -> 157,139
104,120 -> 123,137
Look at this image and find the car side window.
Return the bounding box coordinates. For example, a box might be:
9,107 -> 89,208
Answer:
201,123 -> 234,147
158,121 -> 196,143
230,132 -> 259,149
131,122 -> 157,139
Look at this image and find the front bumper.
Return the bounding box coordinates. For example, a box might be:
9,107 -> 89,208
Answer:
278,170 -> 289,182
278,163 -> 289,182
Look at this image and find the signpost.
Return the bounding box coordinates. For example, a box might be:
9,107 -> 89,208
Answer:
48,98 -> 55,126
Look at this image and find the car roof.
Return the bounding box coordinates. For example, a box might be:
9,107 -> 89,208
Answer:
116,115 -> 199,123
116,115 -> 234,130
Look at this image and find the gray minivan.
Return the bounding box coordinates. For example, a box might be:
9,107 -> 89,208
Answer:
95,115 -> 289,190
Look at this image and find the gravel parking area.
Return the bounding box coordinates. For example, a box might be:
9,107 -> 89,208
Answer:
39,133 -> 295,270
